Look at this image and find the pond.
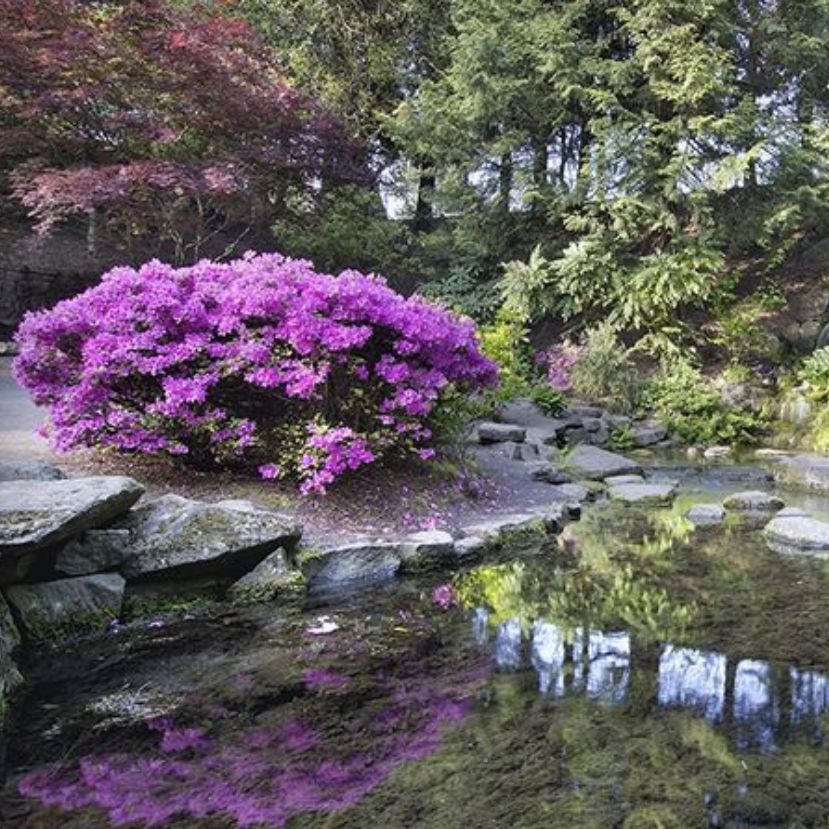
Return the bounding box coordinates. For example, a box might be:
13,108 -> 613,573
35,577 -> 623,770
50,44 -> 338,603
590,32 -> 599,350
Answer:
5,465 -> 829,827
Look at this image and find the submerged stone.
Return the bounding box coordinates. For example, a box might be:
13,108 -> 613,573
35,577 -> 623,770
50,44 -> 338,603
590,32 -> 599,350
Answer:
608,482 -> 677,505
686,504 -> 726,527
723,491 -> 785,512
564,445 -> 642,480
0,476 -> 144,558
116,495 -> 301,582
764,516 -> 829,552
5,573 -> 125,637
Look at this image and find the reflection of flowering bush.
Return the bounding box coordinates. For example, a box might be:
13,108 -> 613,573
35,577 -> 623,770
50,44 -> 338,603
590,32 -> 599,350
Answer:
14,252 -> 497,492
19,665 -> 488,827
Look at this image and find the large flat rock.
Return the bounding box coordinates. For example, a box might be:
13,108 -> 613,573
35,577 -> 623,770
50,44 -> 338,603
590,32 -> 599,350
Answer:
564,446 -> 642,480
116,495 -> 302,582
5,573 -> 125,637
764,516 -> 829,552
0,476 -> 144,558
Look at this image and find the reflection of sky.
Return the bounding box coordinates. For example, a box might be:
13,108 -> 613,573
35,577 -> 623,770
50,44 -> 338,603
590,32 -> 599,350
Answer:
734,660 -> 778,752
531,621 -> 566,696
471,610 -> 829,749
495,618 -> 522,670
791,667 -> 829,738
658,646 -> 726,723
586,631 -> 631,704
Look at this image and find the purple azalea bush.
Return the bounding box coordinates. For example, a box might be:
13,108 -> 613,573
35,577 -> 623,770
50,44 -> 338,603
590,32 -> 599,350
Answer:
13,252 -> 497,493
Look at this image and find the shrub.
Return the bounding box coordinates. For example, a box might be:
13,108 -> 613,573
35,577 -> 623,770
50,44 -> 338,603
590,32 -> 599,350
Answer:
798,346 -> 829,402
643,357 -> 765,446
14,253 -> 498,493
569,323 -> 642,413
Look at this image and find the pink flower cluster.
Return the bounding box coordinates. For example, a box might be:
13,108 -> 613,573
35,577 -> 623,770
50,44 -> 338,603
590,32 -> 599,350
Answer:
14,252 -> 497,492
537,342 -> 580,392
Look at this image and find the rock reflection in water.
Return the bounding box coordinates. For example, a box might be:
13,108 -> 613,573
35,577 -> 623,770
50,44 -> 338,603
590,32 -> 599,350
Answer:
658,646 -> 726,724
474,609 -> 829,749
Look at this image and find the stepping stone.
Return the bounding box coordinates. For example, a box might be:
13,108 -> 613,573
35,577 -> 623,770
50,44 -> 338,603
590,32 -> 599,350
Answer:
723,491 -> 785,512
564,445 -> 642,480
686,504 -> 726,527
477,422 -> 526,444
764,516 -> 829,552
608,482 -> 677,505
549,483 -> 590,503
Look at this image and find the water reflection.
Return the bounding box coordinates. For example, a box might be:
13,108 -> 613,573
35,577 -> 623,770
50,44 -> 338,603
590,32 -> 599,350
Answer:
658,646 -> 726,724
734,660 -> 778,752
474,609 -> 829,750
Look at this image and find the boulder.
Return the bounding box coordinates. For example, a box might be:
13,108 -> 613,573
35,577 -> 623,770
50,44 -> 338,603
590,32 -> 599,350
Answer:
399,530 -> 454,571
608,482 -> 677,505
0,460 -> 65,482
686,504 -> 726,527
722,491 -> 785,512
55,528 -> 131,576
764,516 -> 829,552
776,507 -> 809,518
5,573 -> 125,637
530,464 -> 573,485
631,423 -> 668,447
302,542 -> 401,590
0,476 -> 144,558
477,422 -> 527,444
228,548 -> 300,602
564,445 -> 642,480
775,453 -> 829,494
116,495 -> 301,582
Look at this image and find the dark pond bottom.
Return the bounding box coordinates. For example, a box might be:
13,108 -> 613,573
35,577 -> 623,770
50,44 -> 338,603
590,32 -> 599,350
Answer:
5,479 -> 829,827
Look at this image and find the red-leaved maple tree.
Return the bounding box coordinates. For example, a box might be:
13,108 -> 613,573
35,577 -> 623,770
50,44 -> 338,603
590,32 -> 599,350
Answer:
0,0 -> 365,260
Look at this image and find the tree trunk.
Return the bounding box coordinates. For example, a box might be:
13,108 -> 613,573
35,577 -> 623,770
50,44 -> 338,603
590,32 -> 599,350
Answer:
497,152 -> 512,214
413,157 -> 436,232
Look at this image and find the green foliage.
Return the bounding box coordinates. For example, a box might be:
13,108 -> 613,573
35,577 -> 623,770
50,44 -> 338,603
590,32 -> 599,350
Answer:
798,346 -> 829,402
569,323 -> 642,413
528,383 -> 566,416
478,311 -> 534,402
608,425 -> 635,452
710,290 -> 785,366
643,357 -> 766,446
273,186 -> 413,285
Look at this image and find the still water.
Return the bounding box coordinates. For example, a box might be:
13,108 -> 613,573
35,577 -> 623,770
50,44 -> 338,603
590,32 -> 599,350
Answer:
6,472 -> 829,827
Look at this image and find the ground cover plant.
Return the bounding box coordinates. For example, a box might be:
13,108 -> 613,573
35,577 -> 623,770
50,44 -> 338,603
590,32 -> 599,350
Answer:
13,252 -> 497,493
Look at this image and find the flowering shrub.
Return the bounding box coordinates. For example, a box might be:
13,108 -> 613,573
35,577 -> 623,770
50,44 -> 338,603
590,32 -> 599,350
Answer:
14,252 -> 497,492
